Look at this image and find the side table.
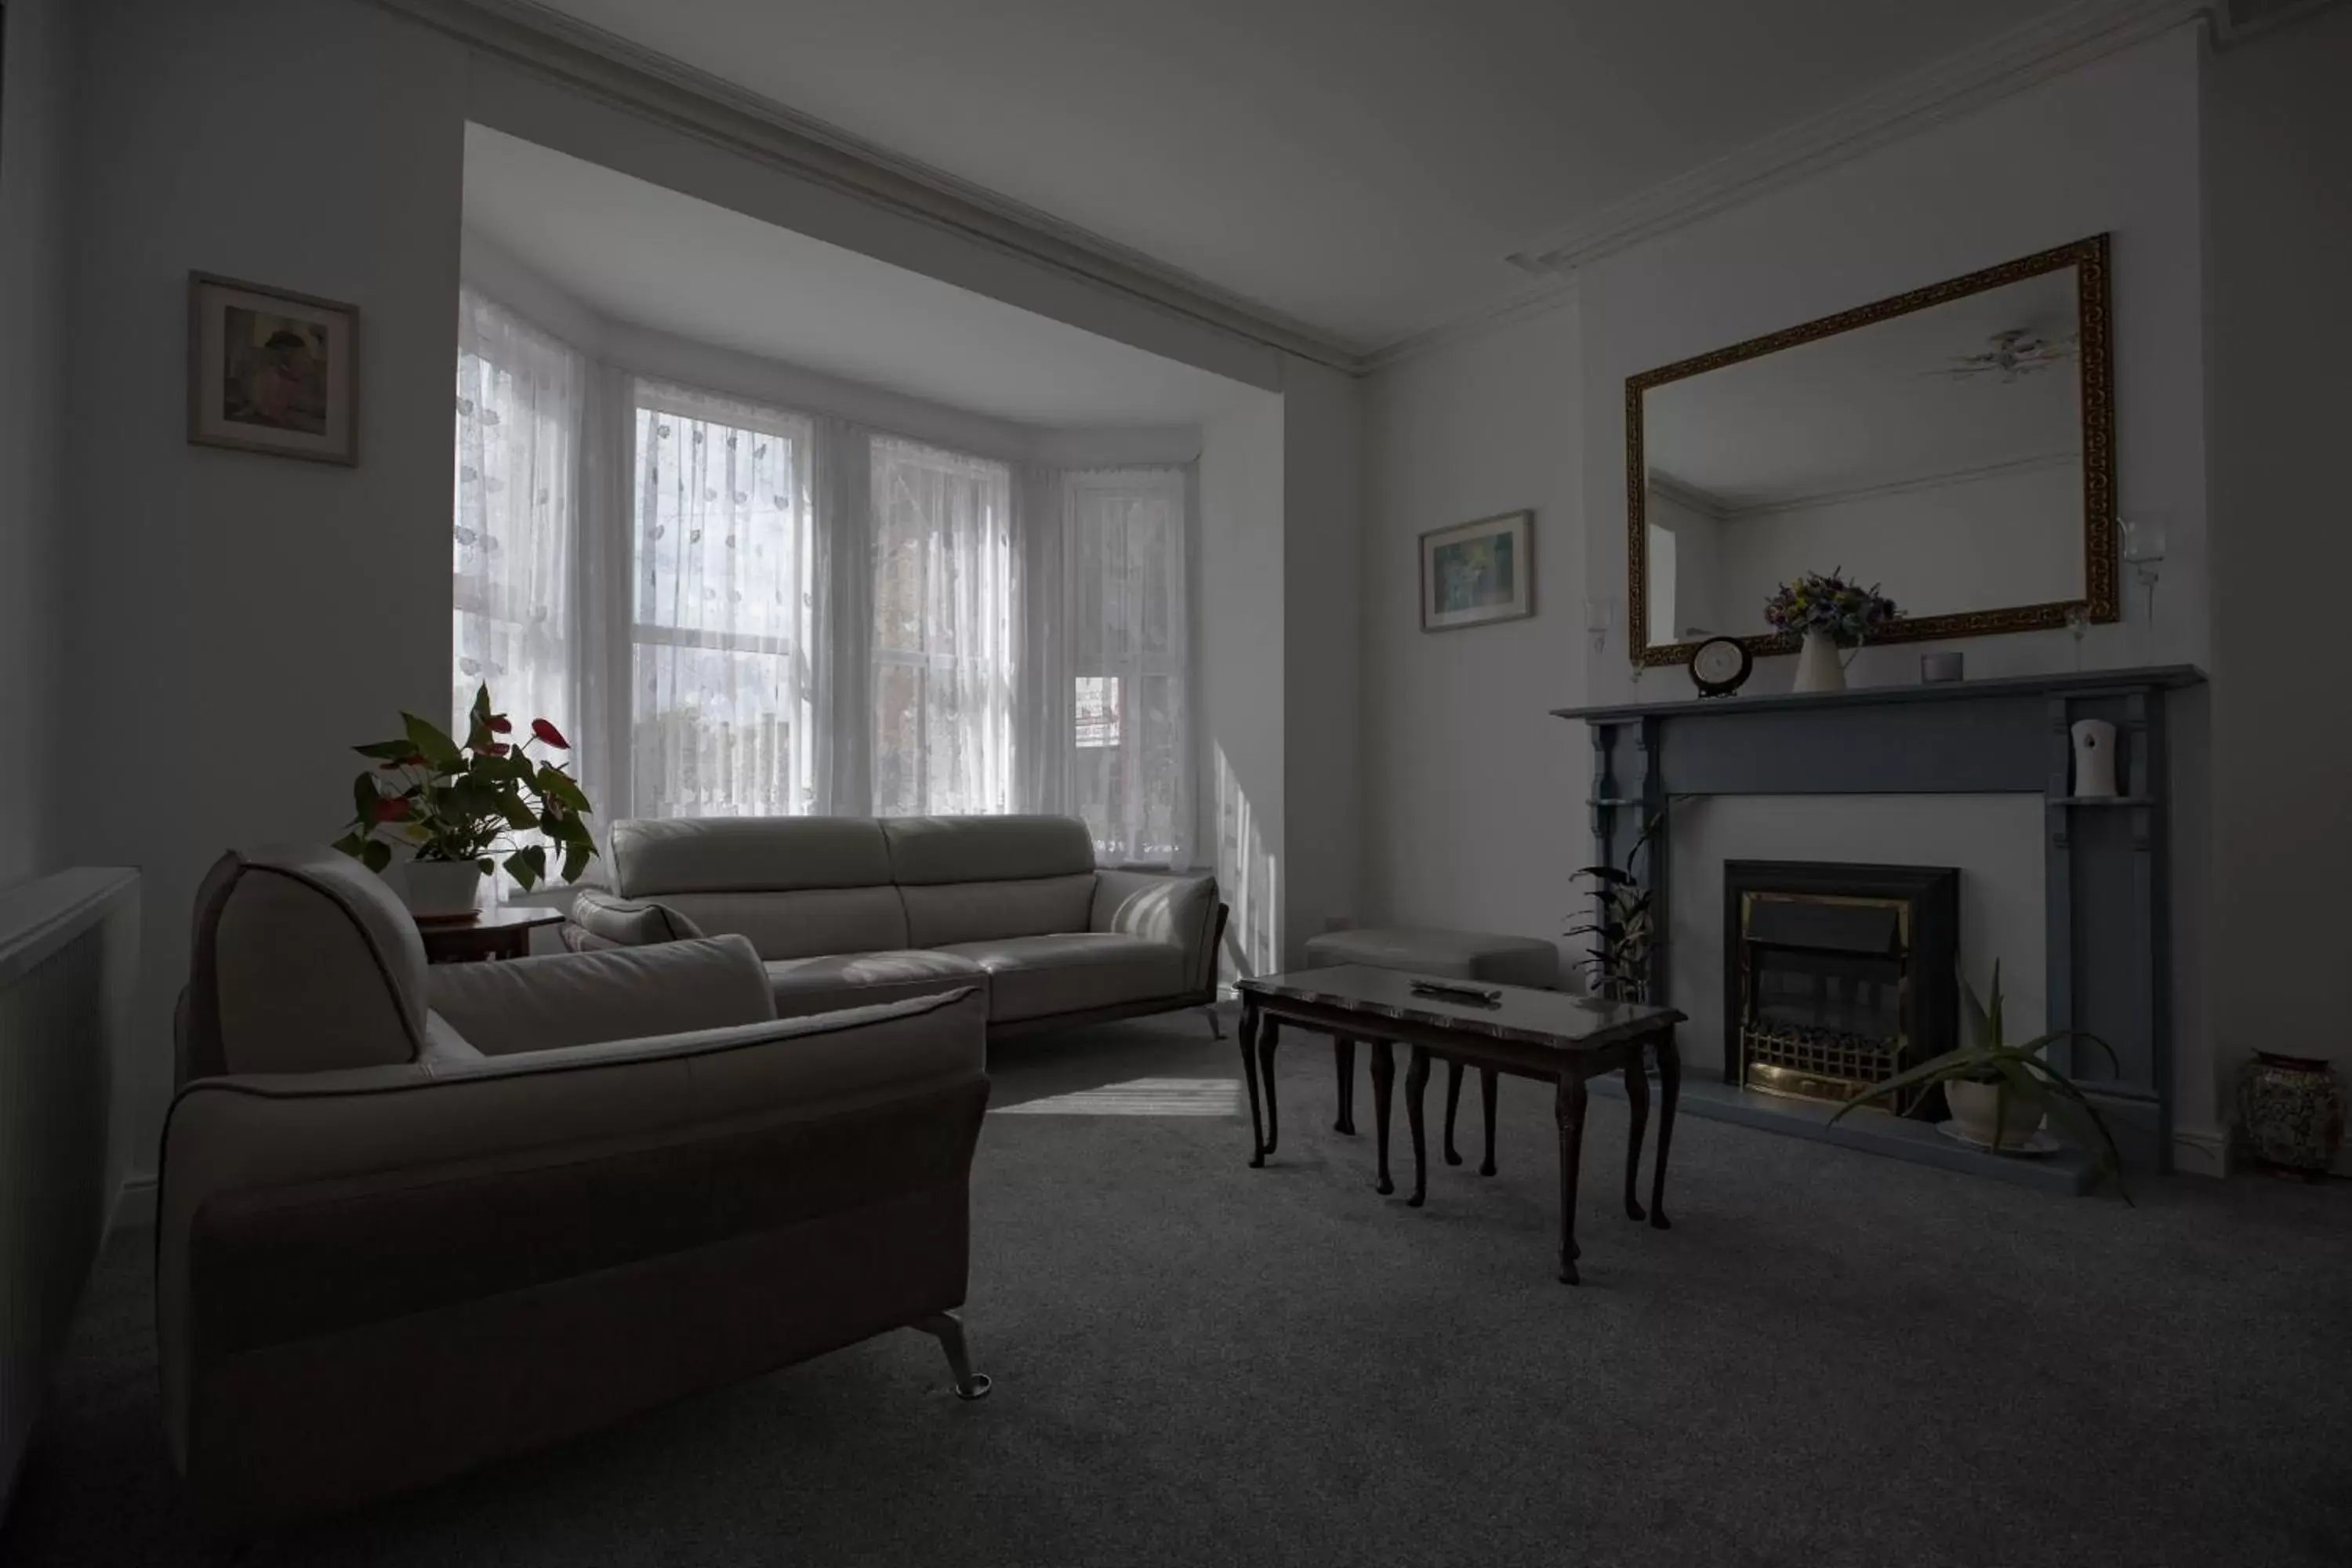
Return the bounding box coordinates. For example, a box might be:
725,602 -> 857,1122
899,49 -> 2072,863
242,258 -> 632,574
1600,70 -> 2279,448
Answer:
416,906 -> 567,964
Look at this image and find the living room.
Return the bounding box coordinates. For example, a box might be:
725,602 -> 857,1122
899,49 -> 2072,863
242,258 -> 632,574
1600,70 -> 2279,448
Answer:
1,1 -> 2347,1564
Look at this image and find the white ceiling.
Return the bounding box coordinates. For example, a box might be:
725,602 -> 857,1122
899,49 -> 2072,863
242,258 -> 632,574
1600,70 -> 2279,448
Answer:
1644,269 -> 2083,508
524,0 -> 2071,353
462,125 -> 1250,427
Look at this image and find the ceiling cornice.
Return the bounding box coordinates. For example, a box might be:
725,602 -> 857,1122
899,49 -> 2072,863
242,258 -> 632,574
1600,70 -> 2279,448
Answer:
371,0 -> 1367,373
1499,0 -> 2214,284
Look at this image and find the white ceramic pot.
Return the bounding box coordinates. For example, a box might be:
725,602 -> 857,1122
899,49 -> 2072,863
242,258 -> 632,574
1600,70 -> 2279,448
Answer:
2071,718 -> 2118,797
400,859 -> 483,920
1945,1079 -> 2045,1151
1793,630 -> 1847,694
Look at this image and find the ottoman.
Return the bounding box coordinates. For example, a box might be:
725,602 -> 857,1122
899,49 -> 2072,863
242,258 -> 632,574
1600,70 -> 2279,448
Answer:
1301,927 -> 1560,1171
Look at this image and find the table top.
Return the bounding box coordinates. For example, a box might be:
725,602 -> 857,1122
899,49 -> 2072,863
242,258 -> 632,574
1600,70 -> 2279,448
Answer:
413,905 -> 569,931
1238,964 -> 1682,1053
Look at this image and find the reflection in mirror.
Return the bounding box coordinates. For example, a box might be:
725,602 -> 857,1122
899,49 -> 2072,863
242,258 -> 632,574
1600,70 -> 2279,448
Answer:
1631,237 -> 2114,662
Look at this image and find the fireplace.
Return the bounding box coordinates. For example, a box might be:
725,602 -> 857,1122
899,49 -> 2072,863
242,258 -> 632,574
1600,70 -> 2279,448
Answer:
1722,862 -> 1958,1115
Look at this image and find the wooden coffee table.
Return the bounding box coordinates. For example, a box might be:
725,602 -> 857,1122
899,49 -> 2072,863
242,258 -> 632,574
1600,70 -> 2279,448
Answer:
1235,965 -> 1685,1283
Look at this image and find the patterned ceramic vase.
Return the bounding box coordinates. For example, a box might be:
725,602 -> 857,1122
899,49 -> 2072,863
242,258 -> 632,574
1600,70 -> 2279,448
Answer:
2237,1053 -> 2347,1177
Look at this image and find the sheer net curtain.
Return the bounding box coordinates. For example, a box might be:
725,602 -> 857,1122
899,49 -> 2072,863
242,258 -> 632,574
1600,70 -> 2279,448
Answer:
869,436 -> 1016,816
626,381 -> 818,819
452,292 -> 586,887
1056,466 -> 1195,866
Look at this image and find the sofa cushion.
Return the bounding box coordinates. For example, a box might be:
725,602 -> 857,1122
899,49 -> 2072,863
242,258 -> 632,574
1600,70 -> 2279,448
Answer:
610,817 -> 893,896
899,873 -> 1097,949
659,887 -> 910,961
935,932 -> 1183,1023
762,949 -> 988,1021
880,815 -> 1095,884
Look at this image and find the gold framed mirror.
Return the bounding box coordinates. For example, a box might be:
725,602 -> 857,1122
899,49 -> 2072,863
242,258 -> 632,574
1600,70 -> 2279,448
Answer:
1627,234 -> 2116,667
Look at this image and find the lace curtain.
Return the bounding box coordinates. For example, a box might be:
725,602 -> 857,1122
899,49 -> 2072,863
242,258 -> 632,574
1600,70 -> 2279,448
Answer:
626,380 -> 816,819
452,292 -> 585,880
869,436 -> 1017,817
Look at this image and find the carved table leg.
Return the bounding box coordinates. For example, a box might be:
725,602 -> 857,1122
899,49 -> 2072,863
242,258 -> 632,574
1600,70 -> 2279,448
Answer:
1555,1069 -> 1590,1284
1443,1060 -> 1465,1166
1258,1018 -> 1283,1158
1622,1044 -> 1651,1222
1370,1040 -> 1396,1196
1479,1067 -> 1500,1178
1406,1048 -> 1432,1207
1240,1003 -> 1266,1168
1650,1027 -> 1680,1232
1332,1037 -> 1357,1135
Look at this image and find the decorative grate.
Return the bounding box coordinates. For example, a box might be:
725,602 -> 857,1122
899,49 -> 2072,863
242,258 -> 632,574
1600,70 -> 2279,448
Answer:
1742,1021 -> 1902,1089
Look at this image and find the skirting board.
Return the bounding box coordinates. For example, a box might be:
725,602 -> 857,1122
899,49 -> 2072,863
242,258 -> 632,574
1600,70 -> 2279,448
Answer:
109,1172 -> 158,1235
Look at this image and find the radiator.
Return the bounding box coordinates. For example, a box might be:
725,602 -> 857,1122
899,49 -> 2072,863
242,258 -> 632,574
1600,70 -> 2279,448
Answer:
0,869 -> 140,1516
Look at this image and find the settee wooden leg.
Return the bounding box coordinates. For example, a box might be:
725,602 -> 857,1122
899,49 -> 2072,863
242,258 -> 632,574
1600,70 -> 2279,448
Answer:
1199,1004 -> 1225,1040
913,1312 -> 993,1400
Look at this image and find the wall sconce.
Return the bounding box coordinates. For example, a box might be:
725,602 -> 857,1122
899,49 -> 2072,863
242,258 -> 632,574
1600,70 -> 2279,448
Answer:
1583,594 -> 1620,657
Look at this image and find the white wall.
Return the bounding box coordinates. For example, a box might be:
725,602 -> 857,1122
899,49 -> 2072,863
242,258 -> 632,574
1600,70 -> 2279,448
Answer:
0,0 -> 78,885
1707,460 -> 2085,635
1585,27 -> 2209,697
1198,393 -> 1286,978
1643,486 -> 1723,641
1359,302 -> 1586,961
63,0 -> 471,1168
2204,4 -> 2352,1139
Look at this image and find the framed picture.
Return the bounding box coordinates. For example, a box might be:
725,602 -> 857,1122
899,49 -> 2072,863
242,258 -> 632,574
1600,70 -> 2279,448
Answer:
1420,510 -> 1533,632
187,272 -> 359,465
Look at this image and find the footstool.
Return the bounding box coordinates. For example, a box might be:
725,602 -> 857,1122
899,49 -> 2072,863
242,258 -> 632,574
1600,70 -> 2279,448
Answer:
1301,927 -> 1560,1174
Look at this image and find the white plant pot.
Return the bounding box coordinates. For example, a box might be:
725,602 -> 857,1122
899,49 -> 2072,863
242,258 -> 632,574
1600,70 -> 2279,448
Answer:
399,859 -> 483,920
2071,719 -> 2118,797
1792,630 -> 1847,694
1944,1079 -> 2045,1152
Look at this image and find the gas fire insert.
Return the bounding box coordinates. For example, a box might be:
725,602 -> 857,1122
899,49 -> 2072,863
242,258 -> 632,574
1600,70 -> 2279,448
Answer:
1722,862 -> 1958,1113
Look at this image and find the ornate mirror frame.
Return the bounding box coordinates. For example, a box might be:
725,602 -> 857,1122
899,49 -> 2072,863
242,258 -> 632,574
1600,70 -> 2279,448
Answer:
1625,233 -> 2117,668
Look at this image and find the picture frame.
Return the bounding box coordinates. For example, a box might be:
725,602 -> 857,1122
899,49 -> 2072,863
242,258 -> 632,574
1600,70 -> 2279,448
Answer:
187,271 -> 359,466
1420,510 -> 1533,633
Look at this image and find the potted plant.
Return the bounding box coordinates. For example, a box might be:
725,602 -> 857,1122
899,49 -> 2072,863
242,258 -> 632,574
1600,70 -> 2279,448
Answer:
1569,811 -> 1664,1004
334,684 -> 599,918
1831,959 -> 2132,1198
1762,568 -> 1899,693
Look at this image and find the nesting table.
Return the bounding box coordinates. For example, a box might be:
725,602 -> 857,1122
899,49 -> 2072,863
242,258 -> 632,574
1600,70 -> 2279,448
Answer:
1235,964 -> 1685,1283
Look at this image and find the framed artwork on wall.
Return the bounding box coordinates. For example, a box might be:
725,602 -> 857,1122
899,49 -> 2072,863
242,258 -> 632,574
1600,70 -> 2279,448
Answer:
187,272 -> 359,466
1420,509 -> 1533,632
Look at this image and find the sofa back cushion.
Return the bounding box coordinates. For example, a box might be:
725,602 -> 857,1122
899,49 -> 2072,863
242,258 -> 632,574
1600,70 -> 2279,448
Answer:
182,847 -> 429,1082
882,816 -> 1098,947
656,887 -> 910,961
610,817 -> 894,897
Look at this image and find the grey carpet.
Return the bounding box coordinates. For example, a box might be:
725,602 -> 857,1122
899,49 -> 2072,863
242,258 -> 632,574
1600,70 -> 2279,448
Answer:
5,1007 -> 2348,1566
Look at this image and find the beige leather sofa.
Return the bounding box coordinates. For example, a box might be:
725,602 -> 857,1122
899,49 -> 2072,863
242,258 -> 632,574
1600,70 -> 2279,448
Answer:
165,846 -> 992,1538
568,815 -> 1227,1036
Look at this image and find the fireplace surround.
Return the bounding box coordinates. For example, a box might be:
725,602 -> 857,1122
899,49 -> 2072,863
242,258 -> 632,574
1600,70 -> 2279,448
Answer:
1724,861 -> 1958,1115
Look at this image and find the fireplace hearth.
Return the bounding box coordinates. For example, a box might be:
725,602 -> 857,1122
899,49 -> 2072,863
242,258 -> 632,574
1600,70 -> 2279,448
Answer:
1723,862 -> 1958,1114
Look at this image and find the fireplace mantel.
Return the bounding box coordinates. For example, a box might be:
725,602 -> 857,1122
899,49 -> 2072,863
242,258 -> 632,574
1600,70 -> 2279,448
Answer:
1554,665 -> 2206,1183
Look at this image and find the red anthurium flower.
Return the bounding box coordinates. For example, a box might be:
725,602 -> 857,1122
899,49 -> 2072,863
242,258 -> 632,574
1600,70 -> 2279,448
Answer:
372,795 -> 409,822
488,715 -> 513,734
531,718 -> 570,749
404,753 -> 428,767
481,741 -> 510,757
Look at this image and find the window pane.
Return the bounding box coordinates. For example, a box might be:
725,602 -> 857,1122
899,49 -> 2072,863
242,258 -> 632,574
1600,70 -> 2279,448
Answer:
1075,676 -> 1120,749
631,642 -> 801,818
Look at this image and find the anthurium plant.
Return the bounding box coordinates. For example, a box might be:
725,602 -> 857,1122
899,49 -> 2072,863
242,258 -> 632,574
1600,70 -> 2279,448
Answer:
333,684 -> 597,892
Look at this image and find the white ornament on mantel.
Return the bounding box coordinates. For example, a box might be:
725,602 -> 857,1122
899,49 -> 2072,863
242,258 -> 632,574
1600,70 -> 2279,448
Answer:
1793,630 -> 1847,694
2071,719 -> 2119,798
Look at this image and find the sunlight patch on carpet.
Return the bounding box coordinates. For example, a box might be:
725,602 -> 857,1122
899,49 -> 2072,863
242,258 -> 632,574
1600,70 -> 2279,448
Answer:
991,1077 -> 1241,1116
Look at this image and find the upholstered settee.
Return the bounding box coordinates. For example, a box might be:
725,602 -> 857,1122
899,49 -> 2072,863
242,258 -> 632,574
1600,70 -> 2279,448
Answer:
568,815 -> 1227,1036
165,846 -> 992,1537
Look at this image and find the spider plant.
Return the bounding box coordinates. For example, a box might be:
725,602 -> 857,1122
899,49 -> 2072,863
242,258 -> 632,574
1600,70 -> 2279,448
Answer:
1568,811 -> 1664,1004
1831,959 -> 2132,1199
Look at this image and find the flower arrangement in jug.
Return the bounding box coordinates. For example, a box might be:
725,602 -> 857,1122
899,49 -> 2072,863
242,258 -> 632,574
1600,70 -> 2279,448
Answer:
1762,568 -> 1900,648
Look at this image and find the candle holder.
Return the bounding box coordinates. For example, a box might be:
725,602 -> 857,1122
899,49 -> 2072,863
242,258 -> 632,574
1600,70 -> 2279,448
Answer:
1584,594 -> 1621,659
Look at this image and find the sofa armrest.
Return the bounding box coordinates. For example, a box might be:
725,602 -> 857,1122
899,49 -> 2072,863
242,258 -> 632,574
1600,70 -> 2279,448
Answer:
567,887 -> 704,948
423,933 -> 775,1055
158,986 -> 989,1472
1091,869 -> 1220,995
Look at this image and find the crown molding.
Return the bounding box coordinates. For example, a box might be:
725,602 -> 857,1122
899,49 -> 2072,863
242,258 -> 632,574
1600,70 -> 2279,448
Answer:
1499,0 -> 2215,285
371,0 -> 1364,374
1711,451 -> 2083,521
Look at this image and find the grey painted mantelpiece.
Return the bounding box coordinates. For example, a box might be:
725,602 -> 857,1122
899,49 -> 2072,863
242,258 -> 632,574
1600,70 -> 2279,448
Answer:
1555,665 -> 2207,1178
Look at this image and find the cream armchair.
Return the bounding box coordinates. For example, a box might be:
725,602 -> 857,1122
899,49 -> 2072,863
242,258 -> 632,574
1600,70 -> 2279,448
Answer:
165,846 -> 992,1539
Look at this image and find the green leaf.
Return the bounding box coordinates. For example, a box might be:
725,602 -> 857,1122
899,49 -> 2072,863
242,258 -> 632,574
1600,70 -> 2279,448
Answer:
350,773 -> 379,825
354,738 -> 416,760
497,789 -> 536,832
402,713 -> 464,770
361,840 -> 393,873
2016,1028 -> 2122,1076
561,841 -> 593,884
1575,866 -> 1636,885
332,830 -> 368,857
504,844 -> 546,892
1958,959 -> 1994,1052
